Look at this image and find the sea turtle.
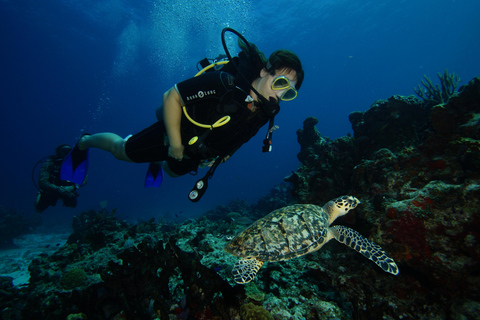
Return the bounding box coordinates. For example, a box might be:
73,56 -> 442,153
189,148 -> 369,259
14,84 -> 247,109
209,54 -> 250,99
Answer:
224,196 -> 399,284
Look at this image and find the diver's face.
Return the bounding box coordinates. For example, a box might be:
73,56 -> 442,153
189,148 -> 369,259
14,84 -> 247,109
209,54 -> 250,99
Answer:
255,68 -> 298,103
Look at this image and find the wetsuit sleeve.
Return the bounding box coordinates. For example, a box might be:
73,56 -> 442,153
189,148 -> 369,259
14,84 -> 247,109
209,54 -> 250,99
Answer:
175,71 -> 235,106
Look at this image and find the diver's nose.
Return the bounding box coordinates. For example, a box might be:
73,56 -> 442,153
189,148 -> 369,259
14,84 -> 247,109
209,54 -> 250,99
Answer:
275,88 -> 288,101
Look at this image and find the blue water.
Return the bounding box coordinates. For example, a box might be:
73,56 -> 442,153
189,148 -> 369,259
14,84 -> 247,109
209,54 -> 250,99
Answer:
1,0 -> 479,224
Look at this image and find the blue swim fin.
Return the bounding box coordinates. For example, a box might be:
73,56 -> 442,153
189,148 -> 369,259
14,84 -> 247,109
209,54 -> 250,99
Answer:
145,162 -> 163,188
60,136 -> 89,186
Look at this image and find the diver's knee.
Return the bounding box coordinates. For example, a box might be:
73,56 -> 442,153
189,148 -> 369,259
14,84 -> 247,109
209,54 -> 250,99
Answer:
112,139 -> 129,161
78,135 -> 92,150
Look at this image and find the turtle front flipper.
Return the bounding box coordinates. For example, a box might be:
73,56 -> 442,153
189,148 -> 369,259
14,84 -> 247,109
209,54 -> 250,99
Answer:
330,225 -> 399,275
232,257 -> 264,284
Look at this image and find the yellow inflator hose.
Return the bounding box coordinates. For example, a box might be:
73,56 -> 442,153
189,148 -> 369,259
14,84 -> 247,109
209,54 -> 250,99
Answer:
182,60 -> 231,130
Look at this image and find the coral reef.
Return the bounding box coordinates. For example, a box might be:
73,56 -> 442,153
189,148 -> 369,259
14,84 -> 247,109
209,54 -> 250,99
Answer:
60,267 -> 87,290
65,313 -> 87,320
2,77 -> 479,320
0,207 -> 40,248
2,190 -> 348,319
205,183 -> 295,223
244,282 -> 265,301
285,118 -> 355,203
5,210 -> 249,320
414,69 -> 461,106
285,77 -> 480,319
240,302 -> 273,320
349,94 -> 430,159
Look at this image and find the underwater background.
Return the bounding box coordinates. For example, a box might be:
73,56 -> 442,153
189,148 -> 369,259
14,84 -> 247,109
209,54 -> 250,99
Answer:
1,0 -> 479,225
2,1 -> 480,319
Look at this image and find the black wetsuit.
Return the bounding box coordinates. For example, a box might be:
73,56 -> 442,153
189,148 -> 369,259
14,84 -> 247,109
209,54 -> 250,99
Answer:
124,55 -> 274,176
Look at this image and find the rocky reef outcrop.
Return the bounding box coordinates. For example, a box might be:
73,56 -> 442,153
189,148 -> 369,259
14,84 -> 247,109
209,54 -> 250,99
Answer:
0,207 -> 40,248
2,208 -> 249,319
4,185 -> 346,320
2,78 -> 479,320
34,208 -> 267,319
285,77 -> 480,319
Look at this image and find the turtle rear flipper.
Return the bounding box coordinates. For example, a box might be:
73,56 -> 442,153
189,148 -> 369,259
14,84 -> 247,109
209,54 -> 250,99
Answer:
330,225 -> 399,275
232,257 -> 264,284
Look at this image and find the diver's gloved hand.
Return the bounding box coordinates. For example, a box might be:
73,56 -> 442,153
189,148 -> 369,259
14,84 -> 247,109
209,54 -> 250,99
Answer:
60,186 -> 78,199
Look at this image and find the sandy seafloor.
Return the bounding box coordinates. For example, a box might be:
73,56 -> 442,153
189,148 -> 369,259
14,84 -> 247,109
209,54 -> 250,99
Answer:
0,229 -> 71,287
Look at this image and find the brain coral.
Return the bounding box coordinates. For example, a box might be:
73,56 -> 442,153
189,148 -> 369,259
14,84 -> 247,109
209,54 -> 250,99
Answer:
240,302 -> 273,320
60,268 -> 87,290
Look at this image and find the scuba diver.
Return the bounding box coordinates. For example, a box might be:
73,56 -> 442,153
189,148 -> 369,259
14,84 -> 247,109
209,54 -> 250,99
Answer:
33,144 -> 86,213
60,28 -> 304,202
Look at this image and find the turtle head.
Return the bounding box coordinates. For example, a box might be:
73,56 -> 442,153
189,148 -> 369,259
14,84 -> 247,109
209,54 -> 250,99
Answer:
324,196 -> 360,224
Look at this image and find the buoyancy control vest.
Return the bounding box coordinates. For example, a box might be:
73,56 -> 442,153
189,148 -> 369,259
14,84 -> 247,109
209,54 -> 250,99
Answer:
185,27 -> 280,202
178,51 -> 273,161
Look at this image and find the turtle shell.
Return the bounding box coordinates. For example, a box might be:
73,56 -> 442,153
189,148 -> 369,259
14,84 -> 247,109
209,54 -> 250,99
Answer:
225,204 -> 329,262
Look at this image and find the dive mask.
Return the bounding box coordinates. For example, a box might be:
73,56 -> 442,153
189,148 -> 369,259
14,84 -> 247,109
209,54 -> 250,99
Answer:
272,76 -> 298,101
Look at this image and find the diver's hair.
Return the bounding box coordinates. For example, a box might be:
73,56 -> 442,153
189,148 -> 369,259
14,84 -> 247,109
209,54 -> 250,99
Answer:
55,144 -> 71,158
266,50 -> 304,90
